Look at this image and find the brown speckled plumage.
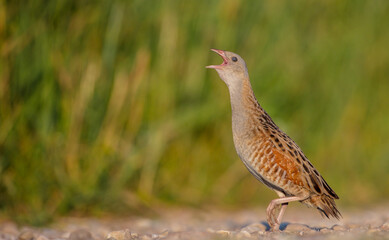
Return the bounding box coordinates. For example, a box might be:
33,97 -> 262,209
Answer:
207,49 -> 340,230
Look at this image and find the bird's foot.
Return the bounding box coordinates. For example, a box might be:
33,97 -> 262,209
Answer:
271,224 -> 281,232
266,208 -> 281,231
267,220 -> 280,231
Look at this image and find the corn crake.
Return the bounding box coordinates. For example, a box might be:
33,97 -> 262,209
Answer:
206,49 -> 341,230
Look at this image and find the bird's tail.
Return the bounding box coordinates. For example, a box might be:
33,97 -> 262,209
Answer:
308,194 -> 341,219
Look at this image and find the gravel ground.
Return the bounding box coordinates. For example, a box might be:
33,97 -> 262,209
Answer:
1,205 -> 389,240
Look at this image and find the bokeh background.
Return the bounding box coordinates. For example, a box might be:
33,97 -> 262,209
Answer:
1,0 -> 389,225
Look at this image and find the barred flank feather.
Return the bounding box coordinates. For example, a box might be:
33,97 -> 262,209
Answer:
310,195 -> 342,219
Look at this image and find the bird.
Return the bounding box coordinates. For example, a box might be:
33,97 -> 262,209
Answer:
206,49 -> 341,230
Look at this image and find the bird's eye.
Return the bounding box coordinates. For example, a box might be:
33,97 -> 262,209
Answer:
232,57 -> 238,62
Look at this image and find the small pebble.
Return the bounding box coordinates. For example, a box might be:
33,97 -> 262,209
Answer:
140,235 -> 152,240
18,231 -> 36,240
158,230 -> 169,238
332,225 -> 347,231
40,229 -> 62,239
216,230 -> 230,237
69,229 -> 93,240
238,230 -> 251,238
241,223 -> 267,233
283,223 -> 311,233
381,222 -> 389,230
106,230 -> 132,240
320,228 -> 332,233
130,233 -> 139,238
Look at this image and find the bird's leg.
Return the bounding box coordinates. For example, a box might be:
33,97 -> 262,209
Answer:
274,191 -> 287,225
276,203 -> 288,225
266,203 -> 287,229
266,196 -> 307,231
266,203 -> 277,228
266,201 -> 278,229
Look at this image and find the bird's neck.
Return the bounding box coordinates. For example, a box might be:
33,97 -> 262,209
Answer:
227,77 -> 265,133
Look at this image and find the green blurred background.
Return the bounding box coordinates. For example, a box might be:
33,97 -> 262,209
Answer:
1,0 -> 389,224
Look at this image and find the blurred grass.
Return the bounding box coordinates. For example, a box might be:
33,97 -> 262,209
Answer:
1,0 -> 389,224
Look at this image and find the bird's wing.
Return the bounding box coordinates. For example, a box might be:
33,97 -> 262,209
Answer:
271,135 -> 339,199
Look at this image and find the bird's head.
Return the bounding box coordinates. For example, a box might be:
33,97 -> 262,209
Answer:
206,49 -> 249,87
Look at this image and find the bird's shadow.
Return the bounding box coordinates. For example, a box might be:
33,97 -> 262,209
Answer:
259,221 -> 271,231
258,221 -> 325,232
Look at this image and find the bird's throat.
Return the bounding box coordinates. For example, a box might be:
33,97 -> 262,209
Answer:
228,77 -> 257,115
228,77 -> 263,137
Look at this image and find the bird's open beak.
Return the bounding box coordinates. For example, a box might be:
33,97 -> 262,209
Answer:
206,49 -> 228,69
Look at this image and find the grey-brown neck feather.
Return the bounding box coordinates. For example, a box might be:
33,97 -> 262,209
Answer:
223,74 -> 265,139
